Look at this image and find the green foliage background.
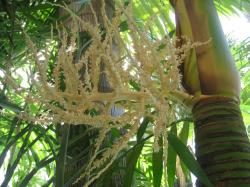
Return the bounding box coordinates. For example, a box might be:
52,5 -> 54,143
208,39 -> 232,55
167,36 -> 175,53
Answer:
0,0 -> 249,186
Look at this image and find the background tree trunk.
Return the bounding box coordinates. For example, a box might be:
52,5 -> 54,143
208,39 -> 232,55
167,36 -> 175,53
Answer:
56,1 -> 125,186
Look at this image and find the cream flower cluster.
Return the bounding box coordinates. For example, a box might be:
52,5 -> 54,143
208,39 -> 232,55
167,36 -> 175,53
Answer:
2,1 -> 200,186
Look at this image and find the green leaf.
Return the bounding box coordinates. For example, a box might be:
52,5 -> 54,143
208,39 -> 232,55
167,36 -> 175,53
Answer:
169,30 -> 175,38
129,80 -> 141,91
0,99 -> 22,113
123,117 -> 150,187
0,124 -> 31,169
167,125 -> 177,187
0,63 -> 5,69
29,103 -> 39,114
55,124 -> 70,187
35,126 -> 57,158
123,143 -> 144,187
167,132 -> 214,187
137,117 -> 152,140
241,105 -> 250,125
19,157 -> 55,187
179,122 -> 191,182
1,125 -> 34,187
119,20 -> 129,32
152,136 -> 163,187
179,122 -> 189,146
240,104 -> 250,114
42,177 -> 54,187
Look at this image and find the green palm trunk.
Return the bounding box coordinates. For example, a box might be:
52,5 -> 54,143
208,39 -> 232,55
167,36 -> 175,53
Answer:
193,98 -> 250,186
170,0 -> 250,185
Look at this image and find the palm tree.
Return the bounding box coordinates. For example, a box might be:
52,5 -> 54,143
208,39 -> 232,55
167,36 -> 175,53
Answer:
0,0 -> 249,187
170,0 -> 250,186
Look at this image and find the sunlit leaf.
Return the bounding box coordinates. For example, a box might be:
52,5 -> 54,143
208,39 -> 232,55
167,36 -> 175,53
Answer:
168,132 -> 213,187
152,136 -> 163,187
167,125 -> 177,187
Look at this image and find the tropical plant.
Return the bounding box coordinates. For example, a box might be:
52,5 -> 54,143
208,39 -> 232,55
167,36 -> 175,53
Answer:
0,0 -> 249,187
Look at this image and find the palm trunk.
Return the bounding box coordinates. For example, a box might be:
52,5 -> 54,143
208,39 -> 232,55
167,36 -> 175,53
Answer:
170,0 -> 250,185
57,1 -> 125,186
193,97 -> 250,186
